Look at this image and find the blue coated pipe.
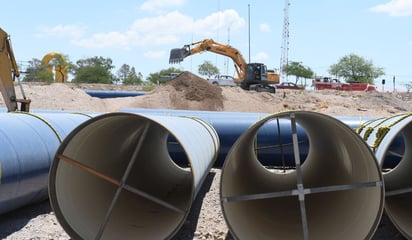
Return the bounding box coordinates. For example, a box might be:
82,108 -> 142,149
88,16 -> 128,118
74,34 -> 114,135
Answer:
0,112 -> 94,214
121,108 -> 375,167
0,107 -> 397,217
84,90 -> 146,98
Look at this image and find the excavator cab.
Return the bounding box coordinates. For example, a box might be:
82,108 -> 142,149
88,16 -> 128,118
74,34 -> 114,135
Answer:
169,45 -> 191,64
243,63 -> 275,93
244,63 -> 268,83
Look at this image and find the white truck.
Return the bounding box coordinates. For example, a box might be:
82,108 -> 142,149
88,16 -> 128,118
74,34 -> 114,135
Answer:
207,75 -> 237,87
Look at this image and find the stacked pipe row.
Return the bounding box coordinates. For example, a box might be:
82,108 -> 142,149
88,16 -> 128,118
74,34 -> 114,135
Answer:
357,113 -> 412,238
0,111 -> 95,214
0,109 -> 411,239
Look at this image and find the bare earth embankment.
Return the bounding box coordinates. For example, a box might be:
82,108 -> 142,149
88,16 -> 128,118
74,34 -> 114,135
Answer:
0,72 -> 410,239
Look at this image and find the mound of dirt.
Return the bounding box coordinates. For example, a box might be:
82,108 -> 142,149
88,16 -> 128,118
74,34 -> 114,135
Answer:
167,71 -> 223,107
1,72 -> 410,118
140,71 -> 224,111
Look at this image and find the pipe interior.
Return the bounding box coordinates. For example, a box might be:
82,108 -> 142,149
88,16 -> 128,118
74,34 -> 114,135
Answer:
50,114 -> 193,240
381,121 -> 412,238
221,112 -> 383,240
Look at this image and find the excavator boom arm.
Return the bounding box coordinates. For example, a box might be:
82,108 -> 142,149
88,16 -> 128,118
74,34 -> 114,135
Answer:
0,28 -> 30,112
169,39 -> 247,81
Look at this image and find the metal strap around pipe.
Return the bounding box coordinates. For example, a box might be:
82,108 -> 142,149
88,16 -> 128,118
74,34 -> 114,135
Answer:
57,154 -> 185,215
255,140 -> 308,151
94,122 -> 150,240
274,117 -> 287,172
222,112 -> 383,203
386,187 -> 412,197
290,113 -> 309,240
221,181 -> 383,203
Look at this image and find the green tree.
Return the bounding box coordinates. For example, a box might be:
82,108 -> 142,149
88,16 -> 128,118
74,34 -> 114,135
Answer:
329,54 -> 384,84
147,67 -> 183,84
117,64 -> 142,85
198,60 -> 219,77
404,82 -> 412,93
23,58 -> 53,83
282,61 -> 313,85
72,56 -> 115,83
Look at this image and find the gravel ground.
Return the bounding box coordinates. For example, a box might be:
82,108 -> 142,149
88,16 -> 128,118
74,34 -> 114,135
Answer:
0,168 -> 407,240
0,79 -> 411,239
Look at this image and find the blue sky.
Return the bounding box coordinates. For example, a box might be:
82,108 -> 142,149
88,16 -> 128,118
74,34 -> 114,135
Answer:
2,0 -> 412,90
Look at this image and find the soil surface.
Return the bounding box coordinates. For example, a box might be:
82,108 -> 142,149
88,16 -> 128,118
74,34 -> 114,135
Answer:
0,71 -> 410,239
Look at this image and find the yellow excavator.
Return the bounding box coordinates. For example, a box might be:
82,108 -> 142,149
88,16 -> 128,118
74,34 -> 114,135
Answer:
169,38 -> 279,93
0,28 -> 30,112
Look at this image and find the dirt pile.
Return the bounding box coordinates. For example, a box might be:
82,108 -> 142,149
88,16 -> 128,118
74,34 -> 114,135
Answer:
165,71 -> 224,110
135,71 -> 224,111
1,72 -> 410,118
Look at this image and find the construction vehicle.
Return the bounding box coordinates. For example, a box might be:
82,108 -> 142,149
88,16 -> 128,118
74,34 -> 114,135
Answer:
0,28 -> 30,112
169,38 -> 279,93
0,28 -> 31,112
312,77 -> 377,91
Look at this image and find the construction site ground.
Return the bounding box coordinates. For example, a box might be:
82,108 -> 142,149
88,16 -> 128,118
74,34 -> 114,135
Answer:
0,71 -> 410,239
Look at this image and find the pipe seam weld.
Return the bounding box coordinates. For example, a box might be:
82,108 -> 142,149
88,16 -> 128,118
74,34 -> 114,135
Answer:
12,111 -> 63,142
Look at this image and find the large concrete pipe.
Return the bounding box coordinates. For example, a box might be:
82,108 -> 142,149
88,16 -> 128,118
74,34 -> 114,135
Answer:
220,111 -> 384,240
0,111 -> 93,214
357,113 -> 412,239
48,112 -> 219,240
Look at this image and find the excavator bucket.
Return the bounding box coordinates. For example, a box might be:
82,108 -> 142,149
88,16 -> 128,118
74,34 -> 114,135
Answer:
169,47 -> 190,64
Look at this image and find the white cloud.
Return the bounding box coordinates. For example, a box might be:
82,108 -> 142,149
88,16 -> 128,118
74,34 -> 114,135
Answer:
144,50 -> 166,59
130,11 -> 193,35
140,0 -> 185,13
259,23 -> 271,32
252,52 -> 269,62
193,9 -> 245,36
71,9 -> 245,49
370,0 -> 412,16
36,24 -> 86,39
71,31 -> 131,49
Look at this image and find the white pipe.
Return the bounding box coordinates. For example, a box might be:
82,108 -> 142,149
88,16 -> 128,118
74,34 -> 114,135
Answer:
357,113 -> 412,239
221,111 -> 384,240
48,112 -> 219,240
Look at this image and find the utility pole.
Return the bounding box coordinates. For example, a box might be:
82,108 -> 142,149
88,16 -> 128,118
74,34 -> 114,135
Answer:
280,0 -> 290,82
248,4 -> 251,63
225,22 -> 233,75
393,75 -> 396,93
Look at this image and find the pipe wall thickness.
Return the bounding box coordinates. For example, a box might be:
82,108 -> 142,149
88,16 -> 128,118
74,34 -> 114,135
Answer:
220,111 -> 384,240
0,112 -> 93,214
48,112 -> 219,240
357,113 -> 412,239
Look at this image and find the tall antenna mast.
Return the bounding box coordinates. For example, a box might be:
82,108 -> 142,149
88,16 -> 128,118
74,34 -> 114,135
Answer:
248,4 -> 251,63
280,0 -> 290,81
